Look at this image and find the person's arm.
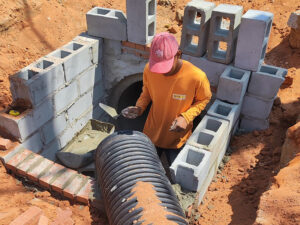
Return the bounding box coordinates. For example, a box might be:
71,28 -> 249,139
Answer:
180,75 -> 212,124
135,69 -> 151,114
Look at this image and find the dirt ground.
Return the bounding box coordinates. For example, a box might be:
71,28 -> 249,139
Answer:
0,0 -> 300,224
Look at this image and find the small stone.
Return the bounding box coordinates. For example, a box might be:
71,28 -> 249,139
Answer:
218,162 -> 224,170
238,168 -> 244,172
222,155 -> 231,164
207,204 -> 214,210
168,25 -> 179,34
175,10 -> 184,23
274,97 -> 281,106
217,169 -> 222,174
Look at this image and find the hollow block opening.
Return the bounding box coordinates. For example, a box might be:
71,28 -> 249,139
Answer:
260,43 -> 267,60
195,11 -> 202,25
213,41 -> 227,59
96,8 -> 110,15
148,22 -> 155,37
65,43 -> 83,51
51,50 -> 71,59
148,0 -> 155,16
229,69 -> 244,80
215,104 -> 231,116
34,60 -> 54,70
197,132 -> 214,146
215,16 -> 230,36
260,65 -> 278,75
185,149 -> 204,166
206,119 -> 222,132
18,70 -> 39,80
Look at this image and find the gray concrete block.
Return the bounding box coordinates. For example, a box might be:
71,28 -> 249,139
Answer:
235,10 -> 273,71
53,81 -> 79,113
92,81 -> 106,105
216,66 -> 250,104
103,39 -> 122,56
240,115 -> 269,132
41,113 -> 67,145
207,4 -> 243,64
187,115 -> 229,154
78,65 -> 102,96
241,93 -> 275,120
207,99 -> 241,131
67,91 -> 93,124
182,54 -> 228,87
41,139 -> 61,162
86,7 -> 127,41
10,59 -> 64,106
126,0 -> 156,44
58,126 -> 75,150
170,144 -> 212,191
22,131 -> 43,153
248,64 -> 287,99
72,107 -> 93,134
46,41 -> 93,83
180,1 -> 215,57
73,34 -> 103,64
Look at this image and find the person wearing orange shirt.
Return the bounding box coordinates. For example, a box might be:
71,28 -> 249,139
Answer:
122,32 -> 212,165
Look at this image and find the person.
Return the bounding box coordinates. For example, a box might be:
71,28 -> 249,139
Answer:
122,32 -> 212,165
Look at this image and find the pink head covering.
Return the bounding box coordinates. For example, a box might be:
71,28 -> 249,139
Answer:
149,32 -> 179,73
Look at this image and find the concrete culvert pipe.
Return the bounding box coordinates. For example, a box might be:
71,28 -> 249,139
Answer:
95,130 -> 188,225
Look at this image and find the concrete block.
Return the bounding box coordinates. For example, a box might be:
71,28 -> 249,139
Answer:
182,54 -> 228,87
86,7 -> 127,41
207,4 -> 243,64
10,59 -> 64,106
78,65 -> 102,96
22,132 -> 43,153
207,99 -> 241,131
235,10 -> 273,71
170,144 -> 211,191
67,92 -> 93,124
73,34 -> 103,64
92,81 -> 106,105
216,66 -> 250,104
248,64 -> 287,99
53,81 -> 78,113
47,41 -> 93,83
41,113 -> 67,145
241,93 -> 275,119
41,138 -> 61,162
58,126 -> 76,150
126,0 -> 156,44
240,115 -> 269,132
72,107 -> 93,134
180,1 -> 216,57
188,115 -> 229,150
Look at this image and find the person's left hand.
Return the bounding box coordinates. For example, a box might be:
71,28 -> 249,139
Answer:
169,116 -> 188,132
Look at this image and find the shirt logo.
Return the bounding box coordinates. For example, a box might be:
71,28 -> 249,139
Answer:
172,94 -> 186,100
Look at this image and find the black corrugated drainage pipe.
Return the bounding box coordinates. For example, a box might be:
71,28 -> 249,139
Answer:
96,130 -> 188,225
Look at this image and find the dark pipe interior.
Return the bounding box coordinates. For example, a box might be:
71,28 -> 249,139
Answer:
116,81 -> 151,131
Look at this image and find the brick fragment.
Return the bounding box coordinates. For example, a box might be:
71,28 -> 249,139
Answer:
6,149 -> 32,172
0,137 -> 13,150
76,178 -> 95,204
38,215 -> 49,225
63,174 -> 88,200
121,41 -> 136,48
50,208 -> 73,225
50,168 -> 77,193
39,163 -> 65,189
135,44 -> 145,51
9,206 -> 43,225
27,158 -> 54,182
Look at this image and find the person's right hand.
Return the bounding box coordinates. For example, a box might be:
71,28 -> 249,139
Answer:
121,106 -> 141,119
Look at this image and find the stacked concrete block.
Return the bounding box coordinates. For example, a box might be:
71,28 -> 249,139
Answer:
207,99 -> 241,131
86,7 -> 127,41
180,1 -> 216,57
235,10 -> 273,71
187,115 -> 229,162
126,0 -> 157,44
216,66 -> 250,104
182,54 -> 228,87
9,59 -> 64,107
207,4 -> 243,64
247,64 -> 287,99
170,144 -> 212,191
240,115 -> 269,132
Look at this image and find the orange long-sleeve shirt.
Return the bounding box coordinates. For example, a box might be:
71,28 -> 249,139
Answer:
136,60 -> 212,149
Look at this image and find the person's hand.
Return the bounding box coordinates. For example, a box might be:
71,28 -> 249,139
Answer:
121,106 -> 141,119
169,116 -> 188,132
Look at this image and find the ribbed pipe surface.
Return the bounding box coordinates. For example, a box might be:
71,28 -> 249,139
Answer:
96,130 -> 188,225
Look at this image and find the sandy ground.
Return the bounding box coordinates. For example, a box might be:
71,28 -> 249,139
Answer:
0,0 -> 300,224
